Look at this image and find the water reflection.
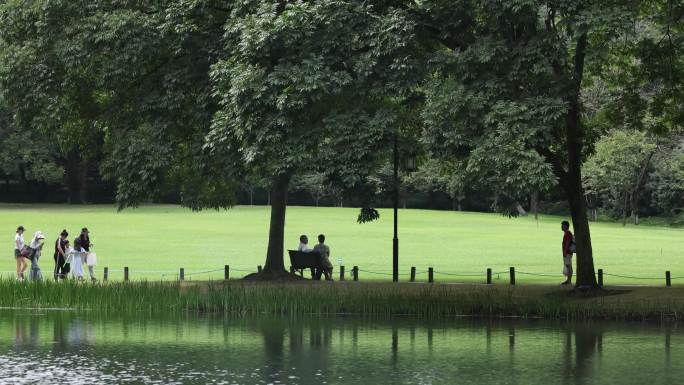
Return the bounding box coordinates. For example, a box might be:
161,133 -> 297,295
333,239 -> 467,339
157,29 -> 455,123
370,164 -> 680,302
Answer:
0,312 -> 681,385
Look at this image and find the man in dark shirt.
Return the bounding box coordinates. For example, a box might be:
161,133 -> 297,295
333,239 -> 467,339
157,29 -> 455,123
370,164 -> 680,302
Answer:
561,221 -> 574,285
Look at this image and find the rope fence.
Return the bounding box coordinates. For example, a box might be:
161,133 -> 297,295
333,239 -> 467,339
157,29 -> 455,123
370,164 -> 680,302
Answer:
2,264 -> 682,287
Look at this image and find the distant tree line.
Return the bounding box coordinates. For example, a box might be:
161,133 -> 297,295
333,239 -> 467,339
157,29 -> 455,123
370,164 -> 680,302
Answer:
0,1 -> 681,285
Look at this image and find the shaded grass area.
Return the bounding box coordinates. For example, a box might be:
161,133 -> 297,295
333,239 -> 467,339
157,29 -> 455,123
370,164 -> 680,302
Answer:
1,204 -> 684,284
1,279 -> 683,321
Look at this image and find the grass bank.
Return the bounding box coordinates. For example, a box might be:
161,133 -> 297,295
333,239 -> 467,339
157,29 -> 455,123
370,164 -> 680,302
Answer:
2,204 -> 684,284
2,280 -> 683,321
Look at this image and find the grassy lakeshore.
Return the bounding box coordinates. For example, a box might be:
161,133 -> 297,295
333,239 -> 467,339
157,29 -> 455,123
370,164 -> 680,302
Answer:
2,280 -> 683,321
1,204 -> 683,285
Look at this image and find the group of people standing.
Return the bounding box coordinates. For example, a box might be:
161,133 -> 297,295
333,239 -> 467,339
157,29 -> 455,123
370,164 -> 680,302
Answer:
14,226 -> 97,282
298,234 -> 333,280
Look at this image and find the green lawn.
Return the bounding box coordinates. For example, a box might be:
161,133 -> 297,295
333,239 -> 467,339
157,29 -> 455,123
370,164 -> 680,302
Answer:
1,204 -> 683,284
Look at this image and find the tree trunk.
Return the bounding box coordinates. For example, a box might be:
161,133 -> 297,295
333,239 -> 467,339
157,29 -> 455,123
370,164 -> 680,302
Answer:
564,32 -> 597,289
515,202 -> 527,216
631,150 -> 655,225
622,191 -> 629,226
530,191 -> 539,220
565,178 -> 597,288
64,153 -> 88,204
262,174 -> 290,276
78,159 -> 88,203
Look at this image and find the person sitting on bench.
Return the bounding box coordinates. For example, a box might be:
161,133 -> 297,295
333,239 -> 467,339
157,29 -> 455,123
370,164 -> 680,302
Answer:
313,234 -> 333,281
298,235 -> 313,252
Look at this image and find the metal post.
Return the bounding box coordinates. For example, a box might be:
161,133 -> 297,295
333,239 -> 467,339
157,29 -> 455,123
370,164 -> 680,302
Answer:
410,267 -> 416,282
597,269 -> 603,288
428,267 -> 434,283
509,267 -> 515,285
103,267 -> 109,282
340,265 -> 345,281
486,268 -> 492,284
392,134 -> 399,283
179,268 -> 185,281
666,271 -> 671,287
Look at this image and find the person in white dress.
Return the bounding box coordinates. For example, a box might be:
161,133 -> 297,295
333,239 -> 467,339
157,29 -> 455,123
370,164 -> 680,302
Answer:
68,238 -> 87,281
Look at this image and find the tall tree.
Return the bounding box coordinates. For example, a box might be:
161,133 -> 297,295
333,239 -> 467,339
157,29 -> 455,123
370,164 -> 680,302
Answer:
0,0 -> 111,202
208,1 -> 418,278
420,0 -> 682,288
583,130 -> 657,224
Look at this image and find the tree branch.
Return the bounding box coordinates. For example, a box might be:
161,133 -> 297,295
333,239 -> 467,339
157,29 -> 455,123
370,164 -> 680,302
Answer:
536,147 -> 567,183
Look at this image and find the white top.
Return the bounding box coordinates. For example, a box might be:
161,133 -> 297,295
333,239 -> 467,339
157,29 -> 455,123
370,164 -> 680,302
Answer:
298,243 -> 312,252
15,233 -> 24,250
29,231 -> 45,249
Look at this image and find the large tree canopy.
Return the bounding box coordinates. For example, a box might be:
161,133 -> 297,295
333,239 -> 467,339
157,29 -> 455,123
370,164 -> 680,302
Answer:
420,0 -> 682,288
207,1 -> 420,277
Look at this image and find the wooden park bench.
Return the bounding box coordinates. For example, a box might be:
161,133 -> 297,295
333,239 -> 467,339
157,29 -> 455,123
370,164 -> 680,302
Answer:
288,250 -> 325,279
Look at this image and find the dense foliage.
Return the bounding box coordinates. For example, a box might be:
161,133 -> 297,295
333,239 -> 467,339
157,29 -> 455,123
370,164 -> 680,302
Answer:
0,0 -> 681,283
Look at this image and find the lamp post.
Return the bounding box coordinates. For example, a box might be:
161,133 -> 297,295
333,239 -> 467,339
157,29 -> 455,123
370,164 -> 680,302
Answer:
393,134 -> 399,282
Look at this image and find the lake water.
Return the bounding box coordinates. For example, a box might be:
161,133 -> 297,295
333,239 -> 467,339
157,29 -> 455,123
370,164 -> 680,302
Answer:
0,311 -> 681,385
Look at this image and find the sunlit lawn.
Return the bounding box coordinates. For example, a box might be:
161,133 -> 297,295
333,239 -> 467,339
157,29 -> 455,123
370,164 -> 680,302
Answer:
1,204 -> 682,285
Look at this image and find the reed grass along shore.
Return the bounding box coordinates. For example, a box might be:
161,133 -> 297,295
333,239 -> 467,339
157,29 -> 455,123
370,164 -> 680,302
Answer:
2,279 -> 683,322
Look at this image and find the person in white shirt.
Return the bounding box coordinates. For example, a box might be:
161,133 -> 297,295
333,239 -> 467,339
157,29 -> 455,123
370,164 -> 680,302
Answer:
14,225 -> 26,281
298,235 -> 313,252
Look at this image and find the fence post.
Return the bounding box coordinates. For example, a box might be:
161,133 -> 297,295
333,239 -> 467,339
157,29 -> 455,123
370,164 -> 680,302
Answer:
597,269 -> 603,288
428,267 -> 434,283
509,267 -> 515,285
224,265 -> 230,280
410,267 -> 416,282
666,271 -> 671,287
352,266 -> 359,281
339,265 -> 345,281
124,266 -> 129,282
103,267 -> 108,282
258,265 -> 263,273
179,268 -> 185,281
486,268 -> 492,285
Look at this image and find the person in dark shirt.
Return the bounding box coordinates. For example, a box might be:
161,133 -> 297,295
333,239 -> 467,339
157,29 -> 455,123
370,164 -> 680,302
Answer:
79,227 -> 91,252
79,227 -> 97,282
561,221 -> 574,285
53,230 -> 69,280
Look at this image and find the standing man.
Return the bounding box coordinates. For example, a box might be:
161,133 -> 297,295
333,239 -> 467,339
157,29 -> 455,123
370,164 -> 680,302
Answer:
561,221 -> 574,285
